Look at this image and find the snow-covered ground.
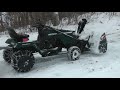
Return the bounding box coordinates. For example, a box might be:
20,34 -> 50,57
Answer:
1,12 -> 120,78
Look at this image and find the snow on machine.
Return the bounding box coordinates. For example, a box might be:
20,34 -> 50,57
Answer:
3,20 -> 107,72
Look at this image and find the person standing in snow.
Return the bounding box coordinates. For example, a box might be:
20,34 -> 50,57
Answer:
77,18 -> 87,34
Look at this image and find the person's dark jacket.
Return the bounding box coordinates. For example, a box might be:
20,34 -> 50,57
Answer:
77,21 -> 87,34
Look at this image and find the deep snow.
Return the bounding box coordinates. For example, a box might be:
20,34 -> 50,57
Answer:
0,12 -> 120,78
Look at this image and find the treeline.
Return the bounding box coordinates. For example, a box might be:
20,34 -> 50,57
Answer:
0,12 -> 88,32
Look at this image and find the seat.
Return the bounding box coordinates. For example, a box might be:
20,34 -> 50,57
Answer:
7,28 -> 19,39
7,27 -> 29,42
19,34 -> 29,38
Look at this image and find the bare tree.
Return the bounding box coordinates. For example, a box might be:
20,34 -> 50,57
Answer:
0,12 -> 89,32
